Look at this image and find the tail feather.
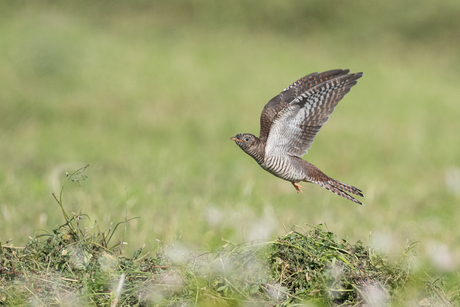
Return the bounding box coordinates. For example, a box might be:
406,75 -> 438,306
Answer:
315,179 -> 364,205
300,159 -> 364,205
332,180 -> 364,197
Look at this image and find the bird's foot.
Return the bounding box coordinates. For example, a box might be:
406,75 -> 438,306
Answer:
291,182 -> 306,194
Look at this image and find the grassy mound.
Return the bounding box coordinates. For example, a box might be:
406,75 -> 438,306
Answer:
269,228 -> 407,305
0,168 -> 457,305
1,222 -> 455,306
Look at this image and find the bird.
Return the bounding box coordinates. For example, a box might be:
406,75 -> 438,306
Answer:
230,69 -> 364,205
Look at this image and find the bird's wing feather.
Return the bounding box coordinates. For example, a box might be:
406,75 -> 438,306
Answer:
263,70 -> 363,157
259,69 -> 350,142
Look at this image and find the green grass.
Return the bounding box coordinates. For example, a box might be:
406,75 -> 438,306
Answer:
2,180 -> 456,306
1,2 -> 460,304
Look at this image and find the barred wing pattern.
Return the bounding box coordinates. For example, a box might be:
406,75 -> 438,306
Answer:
259,69 -> 351,142
264,70 -> 363,157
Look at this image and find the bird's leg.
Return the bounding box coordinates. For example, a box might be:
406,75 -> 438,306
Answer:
291,182 -> 306,193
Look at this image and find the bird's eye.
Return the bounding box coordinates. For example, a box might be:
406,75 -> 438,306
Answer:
244,137 -> 250,142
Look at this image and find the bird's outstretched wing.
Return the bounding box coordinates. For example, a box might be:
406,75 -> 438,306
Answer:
260,69 -> 363,157
259,69 -> 350,142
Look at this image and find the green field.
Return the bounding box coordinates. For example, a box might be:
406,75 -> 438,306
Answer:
1,1 -> 460,304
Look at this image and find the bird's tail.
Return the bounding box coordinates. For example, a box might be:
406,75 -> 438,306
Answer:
299,159 -> 364,205
316,179 -> 364,205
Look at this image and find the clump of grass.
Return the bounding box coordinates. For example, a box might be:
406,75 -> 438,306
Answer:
267,226 -> 460,306
0,165 -> 162,306
1,166 -> 458,306
267,226 -> 406,305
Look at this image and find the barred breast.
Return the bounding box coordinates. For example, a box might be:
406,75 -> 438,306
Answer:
261,154 -> 306,182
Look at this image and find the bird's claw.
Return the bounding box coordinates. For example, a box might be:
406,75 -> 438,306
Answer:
292,182 -> 306,194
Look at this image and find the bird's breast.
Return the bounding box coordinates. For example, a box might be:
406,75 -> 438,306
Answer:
261,155 -> 306,182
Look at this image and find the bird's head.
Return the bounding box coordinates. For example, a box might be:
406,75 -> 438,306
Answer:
230,133 -> 265,164
230,133 -> 257,149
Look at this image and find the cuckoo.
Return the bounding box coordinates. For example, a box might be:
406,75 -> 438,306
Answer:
231,69 -> 364,204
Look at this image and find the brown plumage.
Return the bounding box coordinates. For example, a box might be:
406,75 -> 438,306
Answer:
231,69 -> 364,205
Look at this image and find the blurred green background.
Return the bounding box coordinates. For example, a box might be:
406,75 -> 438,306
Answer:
1,0 -> 459,271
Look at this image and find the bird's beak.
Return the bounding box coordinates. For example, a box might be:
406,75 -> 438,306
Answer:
230,137 -> 243,143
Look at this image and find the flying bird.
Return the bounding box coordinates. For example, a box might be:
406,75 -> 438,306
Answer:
231,69 -> 364,204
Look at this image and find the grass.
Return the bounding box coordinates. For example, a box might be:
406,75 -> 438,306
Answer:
1,1 -> 460,304
1,169 -> 457,306
1,167 -> 459,305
